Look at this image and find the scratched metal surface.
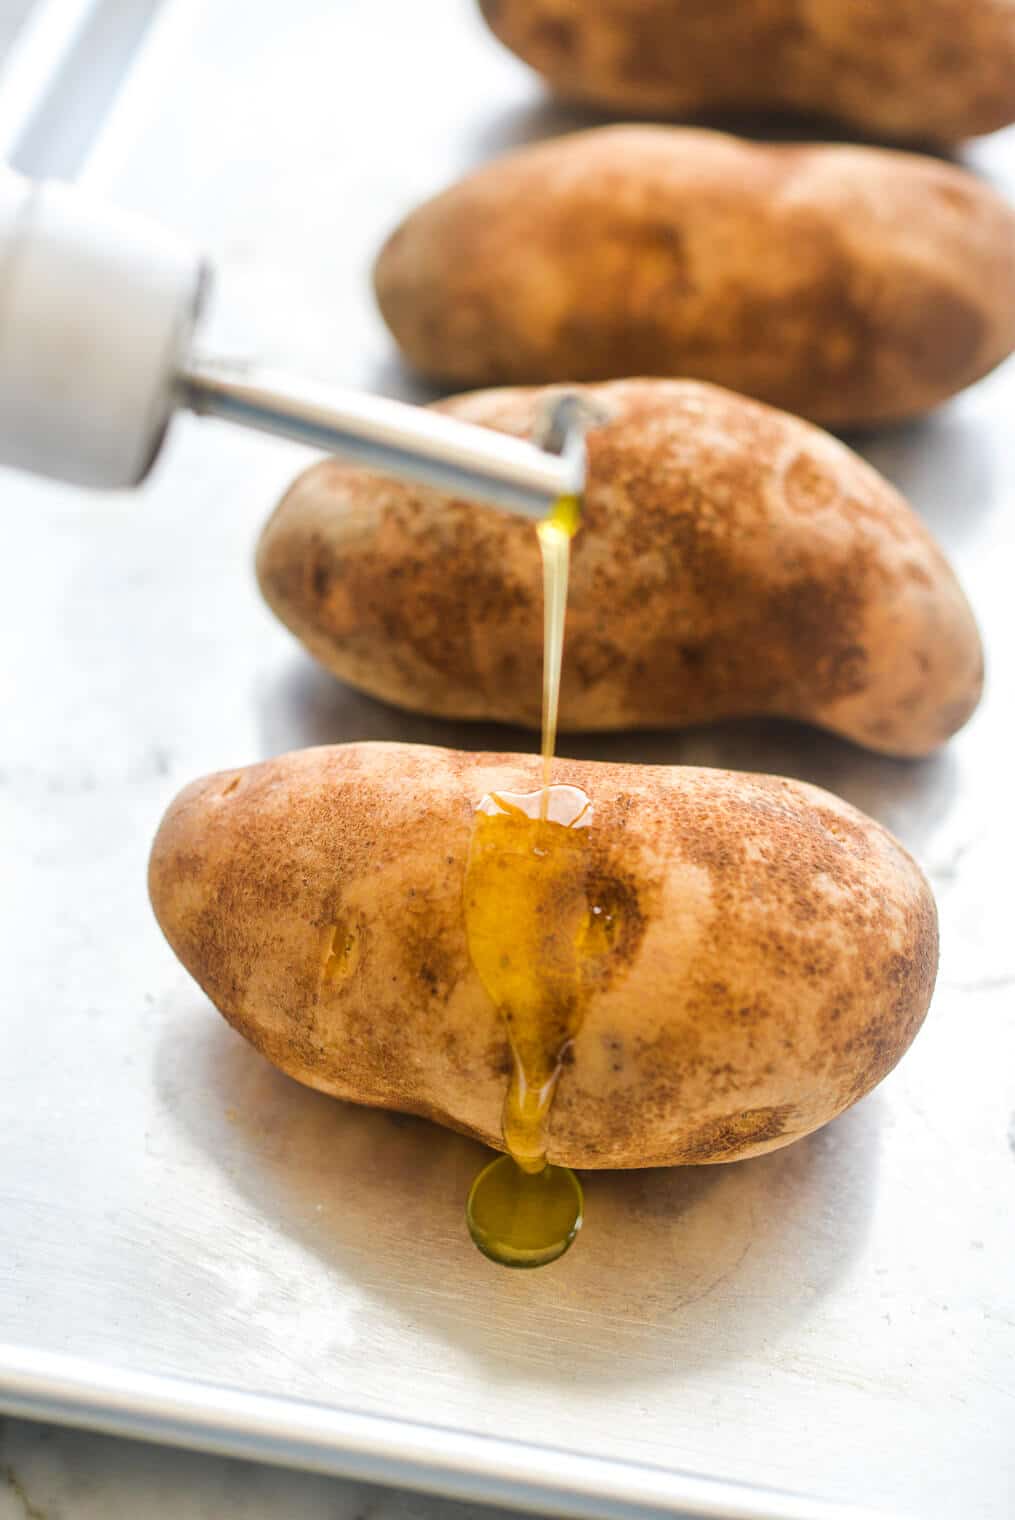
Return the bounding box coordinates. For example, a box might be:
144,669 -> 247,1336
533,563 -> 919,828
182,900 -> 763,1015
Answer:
2,1 -> 1013,1517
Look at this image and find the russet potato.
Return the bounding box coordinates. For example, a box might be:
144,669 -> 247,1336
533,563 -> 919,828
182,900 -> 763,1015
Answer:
477,0 -> 1015,143
149,742 -> 938,1167
256,379 -> 983,758
373,126 -> 1015,427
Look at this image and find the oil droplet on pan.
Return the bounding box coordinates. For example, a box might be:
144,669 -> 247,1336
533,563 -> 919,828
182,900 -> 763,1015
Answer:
467,1152 -> 583,1269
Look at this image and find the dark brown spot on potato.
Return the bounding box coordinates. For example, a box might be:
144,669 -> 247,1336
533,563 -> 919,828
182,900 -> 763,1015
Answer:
396,888 -> 469,1009
894,283 -> 987,387
582,860 -> 648,986
532,14 -> 576,57
678,1104 -> 797,1161
784,452 -> 842,515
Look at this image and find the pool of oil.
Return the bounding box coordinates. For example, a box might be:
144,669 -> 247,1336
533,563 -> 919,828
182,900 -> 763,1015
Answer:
467,1153 -> 584,1269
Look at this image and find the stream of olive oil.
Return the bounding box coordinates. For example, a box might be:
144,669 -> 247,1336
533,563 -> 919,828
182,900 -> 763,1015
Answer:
538,493 -> 580,801
464,494 -> 589,1268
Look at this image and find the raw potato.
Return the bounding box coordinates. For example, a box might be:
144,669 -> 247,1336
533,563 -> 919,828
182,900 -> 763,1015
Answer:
373,126 -> 1015,427
256,379 -> 983,758
477,0 -> 1015,143
148,741 -> 938,1168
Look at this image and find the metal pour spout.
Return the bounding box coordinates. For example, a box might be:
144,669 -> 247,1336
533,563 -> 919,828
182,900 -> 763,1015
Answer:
180,359 -> 587,520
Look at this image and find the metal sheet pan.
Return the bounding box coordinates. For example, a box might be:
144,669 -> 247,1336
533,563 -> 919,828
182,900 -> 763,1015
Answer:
2,2 -> 1013,1517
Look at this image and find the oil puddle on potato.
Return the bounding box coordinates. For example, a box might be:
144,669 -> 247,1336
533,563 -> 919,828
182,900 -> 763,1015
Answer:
464,785 -> 593,1266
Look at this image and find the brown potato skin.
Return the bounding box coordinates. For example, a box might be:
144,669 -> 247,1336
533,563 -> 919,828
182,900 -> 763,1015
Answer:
256,380 -> 983,758
149,742 -> 938,1167
478,0 -> 1015,142
373,126 -> 1015,427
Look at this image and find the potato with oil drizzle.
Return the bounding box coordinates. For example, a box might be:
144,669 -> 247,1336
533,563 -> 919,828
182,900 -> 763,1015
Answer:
257,379 -> 982,759
148,741 -> 938,1170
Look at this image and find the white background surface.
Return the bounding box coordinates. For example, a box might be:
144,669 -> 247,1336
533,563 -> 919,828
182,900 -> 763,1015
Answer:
0,2 -> 33,54
2,2 -> 1014,1517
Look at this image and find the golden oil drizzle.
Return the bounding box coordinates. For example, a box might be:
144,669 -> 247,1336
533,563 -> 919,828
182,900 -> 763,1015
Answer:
537,492 -> 580,805
464,493 -> 590,1268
